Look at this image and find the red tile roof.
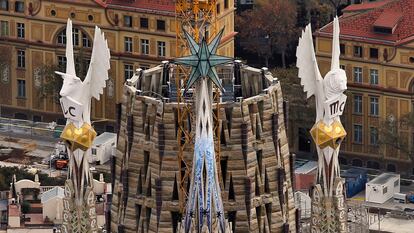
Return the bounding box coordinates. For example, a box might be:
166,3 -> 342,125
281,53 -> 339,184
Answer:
318,0 -> 414,45
343,0 -> 395,12
373,11 -> 402,29
94,0 -> 175,13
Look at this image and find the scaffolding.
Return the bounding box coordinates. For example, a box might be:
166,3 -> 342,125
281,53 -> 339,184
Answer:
175,0 -> 219,213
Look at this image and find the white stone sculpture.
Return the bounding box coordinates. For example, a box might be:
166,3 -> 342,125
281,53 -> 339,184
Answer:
296,17 -> 348,233
55,18 -> 110,233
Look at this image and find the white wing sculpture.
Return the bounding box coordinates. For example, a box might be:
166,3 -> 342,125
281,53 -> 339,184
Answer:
55,19 -> 111,233
56,19 -> 110,125
84,26 -> 111,101
296,17 -> 347,197
296,23 -> 325,123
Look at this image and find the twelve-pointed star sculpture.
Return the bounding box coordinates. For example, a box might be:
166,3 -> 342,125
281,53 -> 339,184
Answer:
174,28 -> 233,93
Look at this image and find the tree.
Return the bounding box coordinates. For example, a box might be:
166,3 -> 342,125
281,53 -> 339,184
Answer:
38,48 -> 90,103
324,0 -> 348,14
0,46 -> 11,81
21,201 -> 31,214
272,67 -> 316,153
378,113 -> 414,161
297,0 -> 334,28
38,64 -> 63,103
236,0 -> 297,68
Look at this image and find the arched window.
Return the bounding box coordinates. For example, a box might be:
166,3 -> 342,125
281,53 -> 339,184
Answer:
367,161 -> 380,170
387,164 -> 397,172
339,157 -> 348,165
56,27 -> 91,48
352,159 -> 363,167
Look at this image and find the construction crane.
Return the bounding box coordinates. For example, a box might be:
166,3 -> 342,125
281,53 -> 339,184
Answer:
174,0 -> 220,213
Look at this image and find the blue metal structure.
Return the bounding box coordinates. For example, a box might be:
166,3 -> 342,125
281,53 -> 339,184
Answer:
174,29 -> 232,232
341,168 -> 367,198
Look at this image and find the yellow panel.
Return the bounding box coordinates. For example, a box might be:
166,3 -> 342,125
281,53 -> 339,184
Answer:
386,70 -> 398,88
400,71 -> 411,89
31,23 -> 43,41
44,24 -> 57,42
318,39 -> 332,53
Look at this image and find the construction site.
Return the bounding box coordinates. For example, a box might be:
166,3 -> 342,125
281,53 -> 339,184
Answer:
109,2 -> 297,233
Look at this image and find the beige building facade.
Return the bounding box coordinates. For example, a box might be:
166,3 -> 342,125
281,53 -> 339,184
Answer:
0,0 -> 235,131
310,0 -> 414,176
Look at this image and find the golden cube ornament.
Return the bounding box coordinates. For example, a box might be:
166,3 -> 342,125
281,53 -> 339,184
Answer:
310,120 -> 346,149
60,122 -> 97,151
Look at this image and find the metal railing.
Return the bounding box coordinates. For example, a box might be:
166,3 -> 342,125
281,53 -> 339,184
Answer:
0,117 -> 64,141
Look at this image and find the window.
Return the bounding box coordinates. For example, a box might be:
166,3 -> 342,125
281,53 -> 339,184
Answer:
33,115 -> 41,122
370,96 -> 379,116
17,50 -> 25,68
124,15 -> 132,27
140,17 -> 148,29
353,124 -> 362,143
383,187 -> 387,194
370,69 -> 378,85
124,64 -> 134,80
394,180 -> 399,187
140,64 -> 150,70
217,3 -> 221,14
0,0 -> 8,10
141,39 -> 149,55
224,0 -> 229,9
57,28 -> 89,47
17,23 -> 24,39
57,30 -> 66,45
370,127 -> 378,145
82,32 -> 91,48
387,164 -> 396,172
72,28 -> 79,46
92,148 -> 97,155
57,56 -> 67,70
354,45 -> 363,58
374,26 -> 392,34
157,41 -> 166,57
0,21 -> 8,36
17,80 -> 25,97
156,20 -> 165,31
14,1 -> 23,13
370,48 -> 379,59
353,67 -> 363,83
340,44 -> 346,55
124,37 -> 133,53
354,95 -> 362,114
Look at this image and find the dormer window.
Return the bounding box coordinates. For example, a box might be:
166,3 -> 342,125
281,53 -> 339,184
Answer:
373,26 -> 392,34
373,11 -> 402,35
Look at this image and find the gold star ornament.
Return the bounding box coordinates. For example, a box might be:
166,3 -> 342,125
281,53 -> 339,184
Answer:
310,120 -> 346,149
60,122 -> 97,151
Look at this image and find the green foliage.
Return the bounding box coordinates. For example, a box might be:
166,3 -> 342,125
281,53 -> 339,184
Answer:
378,114 -> 414,160
38,63 -> 63,103
236,0 -> 298,68
0,167 -> 65,191
272,67 -> 315,133
21,201 -> 31,214
38,48 -> 90,103
0,47 -> 11,75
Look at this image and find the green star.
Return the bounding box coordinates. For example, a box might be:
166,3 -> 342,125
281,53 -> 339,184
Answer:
174,28 -> 233,93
